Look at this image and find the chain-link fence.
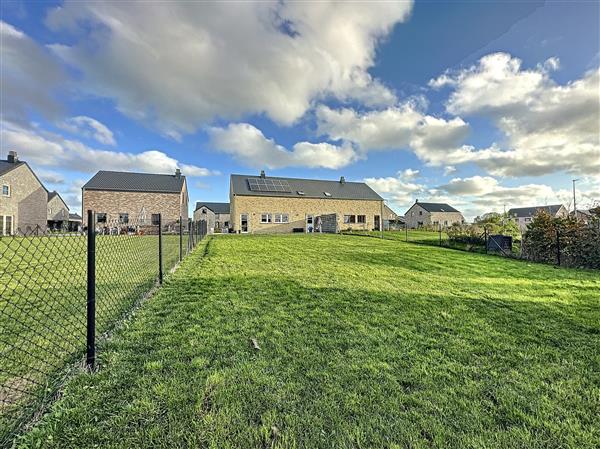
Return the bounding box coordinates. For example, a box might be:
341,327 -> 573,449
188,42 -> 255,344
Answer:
0,212 -> 208,443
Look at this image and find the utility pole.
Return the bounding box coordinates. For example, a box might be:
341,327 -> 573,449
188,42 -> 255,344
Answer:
572,179 -> 579,217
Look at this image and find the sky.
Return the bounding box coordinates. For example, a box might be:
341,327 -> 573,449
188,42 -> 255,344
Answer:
1,0 -> 599,220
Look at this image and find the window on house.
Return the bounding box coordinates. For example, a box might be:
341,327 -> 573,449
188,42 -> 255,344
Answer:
1,185 -> 9,196
419,211 -> 423,216
433,221 -> 439,225
261,213 -> 272,223
344,215 -> 356,224
119,213 -> 129,224
357,215 -> 366,224
97,213 -> 107,223
151,214 -> 160,225
0,215 -> 13,235
274,213 -> 289,223
444,220 -> 448,226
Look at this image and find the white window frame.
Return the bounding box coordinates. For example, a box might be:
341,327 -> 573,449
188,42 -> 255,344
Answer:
344,215 -> 356,224
357,215 -> 366,224
260,213 -> 272,224
119,213 -> 129,224
240,214 -> 249,233
274,213 -> 289,224
1,184 -> 9,197
1,215 -> 13,236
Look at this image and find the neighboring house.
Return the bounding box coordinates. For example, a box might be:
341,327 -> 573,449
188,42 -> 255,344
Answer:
193,202 -> 230,234
81,169 -> 189,227
383,204 -> 404,230
47,191 -> 70,230
508,204 -> 568,231
68,213 -> 82,232
0,151 -> 48,235
229,171 -> 384,234
404,201 -> 465,229
571,209 -> 593,224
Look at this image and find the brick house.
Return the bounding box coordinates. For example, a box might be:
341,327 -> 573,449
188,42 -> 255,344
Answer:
229,172 -> 384,234
47,191 -> 70,230
82,169 -> 189,227
404,201 -> 465,229
0,151 -> 48,235
193,202 -> 230,234
508,204 -> 568,231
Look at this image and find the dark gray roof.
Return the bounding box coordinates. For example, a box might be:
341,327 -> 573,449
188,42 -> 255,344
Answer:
83,170 -> 186,193
412,202 -> 461,213
0,160 -> 25,176
508,205 -> 564,218
195,202 -> 230,214
69,213 -> 82,221
230,174 -> 382,201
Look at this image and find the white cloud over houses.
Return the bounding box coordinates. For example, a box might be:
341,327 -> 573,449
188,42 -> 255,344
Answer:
209,123 -> 359,170
58,116 -> 116,146
0,121 -> 214,177
45,1 -> 412,137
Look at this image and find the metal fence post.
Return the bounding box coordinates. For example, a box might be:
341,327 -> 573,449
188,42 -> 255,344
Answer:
439,224 -> 442,246
189,218 -> 193,252
405,223 -> 408,242
484,227 -> 488,254
556,227 -> 561,266
179,216 -> 183,262
158,214 -> 163,285
86,210 -> 96,369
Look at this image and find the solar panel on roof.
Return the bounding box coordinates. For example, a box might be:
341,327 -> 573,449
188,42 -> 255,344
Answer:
247,178 -> 292,193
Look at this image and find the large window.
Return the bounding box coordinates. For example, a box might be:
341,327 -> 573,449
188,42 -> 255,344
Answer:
261,213 -> 272,223
151,214 -> 160,225
2,184 -> 10,196
274,213 -> 289,223
357,215 -> 366,224
344,215 -> 356,224
0,215 -> 13,236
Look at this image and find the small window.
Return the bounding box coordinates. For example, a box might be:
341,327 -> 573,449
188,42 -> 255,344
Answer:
2,185 -> 10,196
444,220 -> 448,226
261,213 -> 272,223
274,213 -> 289,223
324,192 -> 331,197
344,215 -> 356,224
357,215 -> 366,224
119,213 -> 129,224
433,221 -> 438,225
419,211 -> 423,216
151,214 -> 160,225
97,213 -> 107,223
202,208 -> 207,214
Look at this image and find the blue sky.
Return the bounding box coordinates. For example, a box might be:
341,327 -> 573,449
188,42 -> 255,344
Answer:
1,1 -> 599,219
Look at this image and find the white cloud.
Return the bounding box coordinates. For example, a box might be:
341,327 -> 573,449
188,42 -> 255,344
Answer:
45,2 -> 412,136
36,169 -> 65,185
209,123 -> 359,169
1,120 -> 215,177
0,21 -> 66,124
430,53 -> 600,177
364,169 -> 424,207
58,116 -> 116,146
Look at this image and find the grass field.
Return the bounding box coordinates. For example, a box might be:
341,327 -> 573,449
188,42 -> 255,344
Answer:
0,232 -> 188,441
14,234 -> 600,448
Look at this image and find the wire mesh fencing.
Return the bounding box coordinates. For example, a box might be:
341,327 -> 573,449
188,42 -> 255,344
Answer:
0,213 -> 207,443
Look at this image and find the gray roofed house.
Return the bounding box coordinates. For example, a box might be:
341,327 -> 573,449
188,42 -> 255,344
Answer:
193,202 -> 231,234
229,172 -> 384,234
508,204 -> 568,231
404,200 -> 465,229
82,169 -> 189,227
194,202 -> 230,214
47,190 -> 69,230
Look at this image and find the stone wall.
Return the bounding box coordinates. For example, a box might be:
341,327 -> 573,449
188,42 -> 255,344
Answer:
0,163 -> 47,233
229,194 -> 384,234
47,194 -> 69,224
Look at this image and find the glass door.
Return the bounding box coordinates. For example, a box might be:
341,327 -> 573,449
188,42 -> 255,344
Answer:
240,214 -> 249,233
306,214 -> 314,233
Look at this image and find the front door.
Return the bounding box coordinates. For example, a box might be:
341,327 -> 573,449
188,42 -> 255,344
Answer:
374,215 -> 380,231
306,214 -> 314,233
240,214 -> 249,233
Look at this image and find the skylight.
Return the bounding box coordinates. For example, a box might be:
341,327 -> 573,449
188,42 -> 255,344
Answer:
324,192 -> 331,197
297,191 -> 305,195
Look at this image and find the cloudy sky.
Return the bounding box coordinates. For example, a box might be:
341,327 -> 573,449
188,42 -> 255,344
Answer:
1,1 -> 599,219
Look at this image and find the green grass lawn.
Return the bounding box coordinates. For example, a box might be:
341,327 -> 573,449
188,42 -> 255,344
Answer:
0,233 -> 186,441
14,234 -> 600,449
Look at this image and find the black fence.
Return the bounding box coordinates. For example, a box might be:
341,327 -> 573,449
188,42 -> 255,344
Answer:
0,212 -> 207,443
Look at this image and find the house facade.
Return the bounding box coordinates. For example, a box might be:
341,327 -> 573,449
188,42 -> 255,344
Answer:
82,169 -> 189,228
508,204 -> 568,231
0,151 -> 48,235
193,202 -> 230,234
68,213 -> 82,232
404,201 -> 465,229
47,191 -> 70,230
229,172 -> 384,234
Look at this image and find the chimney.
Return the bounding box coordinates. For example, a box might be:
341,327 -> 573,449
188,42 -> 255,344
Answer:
175,168 -> 181,178
7,151 -> 18,163
260,170 -> 266,178
415,199 -> 419,203
340,176 -> 345,184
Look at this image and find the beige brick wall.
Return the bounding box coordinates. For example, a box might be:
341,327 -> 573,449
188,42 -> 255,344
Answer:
0,163 -> 47,233
82,189 -> 188,226
230,194 -> 384,234
47,195 -> 69,222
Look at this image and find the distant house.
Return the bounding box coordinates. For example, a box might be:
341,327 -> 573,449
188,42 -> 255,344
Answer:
571,209 -> 594,224
193,202 -> 230,234
404,201 -> 465,229
383,204 -> 404,230
68,213 -> 82,232
230,171 -> 383,234
0,151 -> 47,235
82,169 -> 189,227
47,191 -> 69,230
508,204 -> 568,231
